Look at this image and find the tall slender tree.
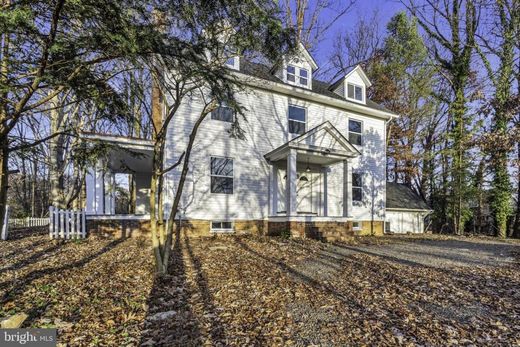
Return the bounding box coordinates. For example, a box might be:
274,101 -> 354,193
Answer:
476,0 -> 519,238
405,0 -> 480,234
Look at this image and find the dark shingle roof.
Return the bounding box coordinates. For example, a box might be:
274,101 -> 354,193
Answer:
386,182 -> 431,210
238,60 -> 396,116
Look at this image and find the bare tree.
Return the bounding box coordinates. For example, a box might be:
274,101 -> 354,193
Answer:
279,0 -> 356,51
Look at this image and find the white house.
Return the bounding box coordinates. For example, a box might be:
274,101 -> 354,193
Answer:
83,44 -> 433,239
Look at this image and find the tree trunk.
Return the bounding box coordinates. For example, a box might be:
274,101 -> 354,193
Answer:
48,95 -> 66,208
31,159 -> 37,217
0,143 -> 9,230
513,142 -> 520,238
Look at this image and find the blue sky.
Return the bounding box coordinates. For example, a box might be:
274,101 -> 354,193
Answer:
311,0 -> 406,67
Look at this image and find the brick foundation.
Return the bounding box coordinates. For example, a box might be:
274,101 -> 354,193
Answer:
88,217 -> 383,240
87,219 -> 151,238
268,220 -> 384,241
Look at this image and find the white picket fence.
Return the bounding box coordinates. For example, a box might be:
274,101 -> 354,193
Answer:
49,206 -> 86,239
9,217 -> 49,229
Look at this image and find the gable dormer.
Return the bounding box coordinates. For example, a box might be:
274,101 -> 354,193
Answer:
330,65 -> 372,104
273,42 -> 318,90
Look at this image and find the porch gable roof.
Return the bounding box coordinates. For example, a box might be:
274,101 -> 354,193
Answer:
264,121 -> 361,162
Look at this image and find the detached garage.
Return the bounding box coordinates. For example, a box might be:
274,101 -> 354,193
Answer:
386,182 -> 432,234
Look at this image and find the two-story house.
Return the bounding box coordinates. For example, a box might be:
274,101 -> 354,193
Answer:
84,44 -> 432,239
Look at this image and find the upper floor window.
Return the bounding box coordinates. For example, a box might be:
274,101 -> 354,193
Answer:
211,104 -> 234,123
288,105 -> 306,135
210,157 -> 233,194
225,56 -> 239,70
347,83 -> 364,102
349,119 -> 362,146
352,172 -> 363,202
286,65 -> 309,87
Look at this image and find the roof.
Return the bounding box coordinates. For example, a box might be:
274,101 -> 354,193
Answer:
386,182 -> 431,211
264,121 -> 361,163
238,60 -> 396,116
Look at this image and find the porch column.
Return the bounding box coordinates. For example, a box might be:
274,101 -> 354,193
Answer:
343,160 -> 352,217
270,164 -> 278,215
286,149 -> 297,216
85,160 -> 105,215
322,167 -> 328,217
104,171 -> 115,215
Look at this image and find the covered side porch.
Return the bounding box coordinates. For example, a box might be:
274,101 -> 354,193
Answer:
264,122 -> 361,240
83,133 -> 153,236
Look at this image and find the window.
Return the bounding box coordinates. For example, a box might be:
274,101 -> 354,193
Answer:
288,105 -> 306,135
352,221 -> 362,231
210,157 -> 233,194
299,68 -> 308,86
352,172 -> 363,202
211,104 -> 234,123
225,57 -> 236,68
287,65 -> 296,82
224,48 -> 239,70
349,119 -> 362,146
347,83 -> 364,102
211,221 -> 233,232
286,65 -> 309,87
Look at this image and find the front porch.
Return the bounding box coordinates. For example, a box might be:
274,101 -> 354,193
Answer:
265,122 -> 361,239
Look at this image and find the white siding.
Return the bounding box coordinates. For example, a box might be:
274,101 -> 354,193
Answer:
386,210 -> 425,233
164,84 -> 387,222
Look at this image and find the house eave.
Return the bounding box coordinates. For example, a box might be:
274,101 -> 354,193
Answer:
232,71 -> 398,121
80,132 -> 154,152
386,207 -> 433,213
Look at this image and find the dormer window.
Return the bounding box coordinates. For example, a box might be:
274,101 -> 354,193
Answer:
286,65 -> 309,87
287,65 -> 296,82
225,56 -> 239,70
347,83 -> 364,102
299,69 -> 308,86
223,46 -> 239,70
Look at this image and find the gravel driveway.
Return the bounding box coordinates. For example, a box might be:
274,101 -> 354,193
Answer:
327,236 -> 519,268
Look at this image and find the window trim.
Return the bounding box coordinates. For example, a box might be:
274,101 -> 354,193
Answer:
352,172 -> 363,203
346,82 -> 365,103
348,118 -> 363,146
288,104 -> 307,135
286,64 -> 310,87
211,220 -> 234,233
210,156 -> 234,195
211,103 -> 235,123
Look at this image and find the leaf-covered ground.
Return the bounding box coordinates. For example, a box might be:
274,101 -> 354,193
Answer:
142,233 -> 520,346
0,228 -> 155,346
1,229 -> 519,346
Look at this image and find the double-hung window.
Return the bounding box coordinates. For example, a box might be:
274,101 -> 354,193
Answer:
352,172 -> 363,202
288,105 -> 306,135
347,83 -> 364,102
286,65 -> 309,87
287,65 -> 296,83
211,104 -> 234,123
210,157 -> 233,194
349,119 -> 362,146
